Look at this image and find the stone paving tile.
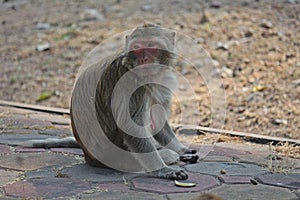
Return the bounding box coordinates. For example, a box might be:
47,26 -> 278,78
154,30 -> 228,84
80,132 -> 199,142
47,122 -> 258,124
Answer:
256,173 -> 300,189
167,192 -> 220,200
185,162 -> 267,176
238,154 -> 300,171
206,184 -> 298,200
0,106 -> 37,114
236,154 -> 269,167
50,147 -> 84,155
218,175 -> 253,184
15,147 -> 46,153
0,133 -> 55,146
98,182 -> 132,192
195,145 -> 214,159
4,178 -> 90,199
0,116 -> 53,129
132,173 -> 219,194
216,142 -> 270,156
201,155 -> 233,162
208,146 -> 249,157
0,144 -> 10,154
29,113 -> 70,125
80,191 -> 167,200
0,169 -> 20,187
25,166 -> 58,179
61,164 -> 130,183
0,152 -> 77,171
38,128 -> 72,137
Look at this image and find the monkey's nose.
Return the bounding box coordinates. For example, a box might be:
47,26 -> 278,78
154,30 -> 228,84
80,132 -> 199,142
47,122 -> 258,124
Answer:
139,56 -> 150,64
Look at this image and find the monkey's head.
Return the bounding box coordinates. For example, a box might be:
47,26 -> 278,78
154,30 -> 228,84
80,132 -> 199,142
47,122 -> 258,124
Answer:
125,23 -> 175,69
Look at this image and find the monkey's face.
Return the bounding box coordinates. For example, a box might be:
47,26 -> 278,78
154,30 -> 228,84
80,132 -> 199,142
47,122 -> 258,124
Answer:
125,26 -> 175,70
127,38 -> 170,66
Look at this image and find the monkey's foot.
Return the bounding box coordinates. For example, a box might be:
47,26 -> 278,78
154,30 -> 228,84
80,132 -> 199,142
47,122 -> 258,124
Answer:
153,167 -> 188,180
179,154 -> 199,163
166,169 -> 188,180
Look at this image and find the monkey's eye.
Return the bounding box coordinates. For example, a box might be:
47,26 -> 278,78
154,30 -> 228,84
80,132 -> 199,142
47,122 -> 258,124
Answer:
132,44 -> 140,50
147,42 -> 155,48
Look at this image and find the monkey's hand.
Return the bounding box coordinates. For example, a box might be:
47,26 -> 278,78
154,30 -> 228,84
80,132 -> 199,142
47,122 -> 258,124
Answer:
152,167 -> 188,180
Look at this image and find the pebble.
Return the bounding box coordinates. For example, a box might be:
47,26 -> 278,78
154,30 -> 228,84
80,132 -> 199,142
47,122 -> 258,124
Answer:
216,42 -> 229,50
36,43 -> 50,51
141,4 -> 153,12
36,23 -> 51,30
292,79 -> 300,85
210,1 -> 222,9
221,66 -> 233,77
287,0 -> 297,4
82,9 -> 105,21
271,119 -> 288,125
260,20 -> 272,29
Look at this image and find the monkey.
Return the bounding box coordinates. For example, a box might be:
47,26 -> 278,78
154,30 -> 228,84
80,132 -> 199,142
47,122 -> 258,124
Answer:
20,24 -> 199,180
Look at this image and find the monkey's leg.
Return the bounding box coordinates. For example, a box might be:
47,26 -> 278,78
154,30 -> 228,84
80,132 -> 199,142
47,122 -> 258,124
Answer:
123,133 -> 187,180
157,148 -> 179,165
154,122 -> 197,154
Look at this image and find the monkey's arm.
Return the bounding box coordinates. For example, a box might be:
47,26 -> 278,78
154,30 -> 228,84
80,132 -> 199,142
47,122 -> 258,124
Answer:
18,136 -> 80,148
154,122 -> 198,163
153,122 -> 196,154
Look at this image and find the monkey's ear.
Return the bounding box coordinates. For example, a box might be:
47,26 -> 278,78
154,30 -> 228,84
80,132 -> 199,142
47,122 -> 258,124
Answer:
166,31 -> 176,50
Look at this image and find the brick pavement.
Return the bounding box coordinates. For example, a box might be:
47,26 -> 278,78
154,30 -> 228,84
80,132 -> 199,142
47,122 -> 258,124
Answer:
0,105 -> 299,200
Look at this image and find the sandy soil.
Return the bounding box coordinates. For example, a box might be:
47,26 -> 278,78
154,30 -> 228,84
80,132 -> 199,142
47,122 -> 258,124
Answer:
0,0 -> 299,139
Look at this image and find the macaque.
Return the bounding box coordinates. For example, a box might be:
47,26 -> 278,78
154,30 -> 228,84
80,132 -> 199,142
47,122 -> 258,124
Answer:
22,24 -> 198,180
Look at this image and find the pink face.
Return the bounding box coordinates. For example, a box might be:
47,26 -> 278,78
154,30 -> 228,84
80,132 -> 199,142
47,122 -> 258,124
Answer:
130,40 -> 161,65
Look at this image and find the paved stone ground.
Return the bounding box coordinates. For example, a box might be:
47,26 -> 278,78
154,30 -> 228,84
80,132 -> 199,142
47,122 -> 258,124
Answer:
0,105 -> 299,200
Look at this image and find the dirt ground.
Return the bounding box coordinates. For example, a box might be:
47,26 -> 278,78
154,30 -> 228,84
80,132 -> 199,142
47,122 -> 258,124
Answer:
0,0 -> 299,140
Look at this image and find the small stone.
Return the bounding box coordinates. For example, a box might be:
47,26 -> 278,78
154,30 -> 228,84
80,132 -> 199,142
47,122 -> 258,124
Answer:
82,9 -> 105,21
210,1 -> 222,8
36,43 -> 50,51
292,79 -> 300,85
211,59 -> 220,67
220,169 -> 226,174
271,119 -> 288,125
141,4 -> 153,12
221,66 -> 233,77
36,23 -> 51,30
287,0 -> 296,4
261,20 -> 273,29
244,29 -> 253,37
250,178 -> 258,185
216,42 -> 229,50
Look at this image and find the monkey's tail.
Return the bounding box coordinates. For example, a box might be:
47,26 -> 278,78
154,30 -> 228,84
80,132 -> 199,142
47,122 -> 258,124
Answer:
18,136 -> 80,148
